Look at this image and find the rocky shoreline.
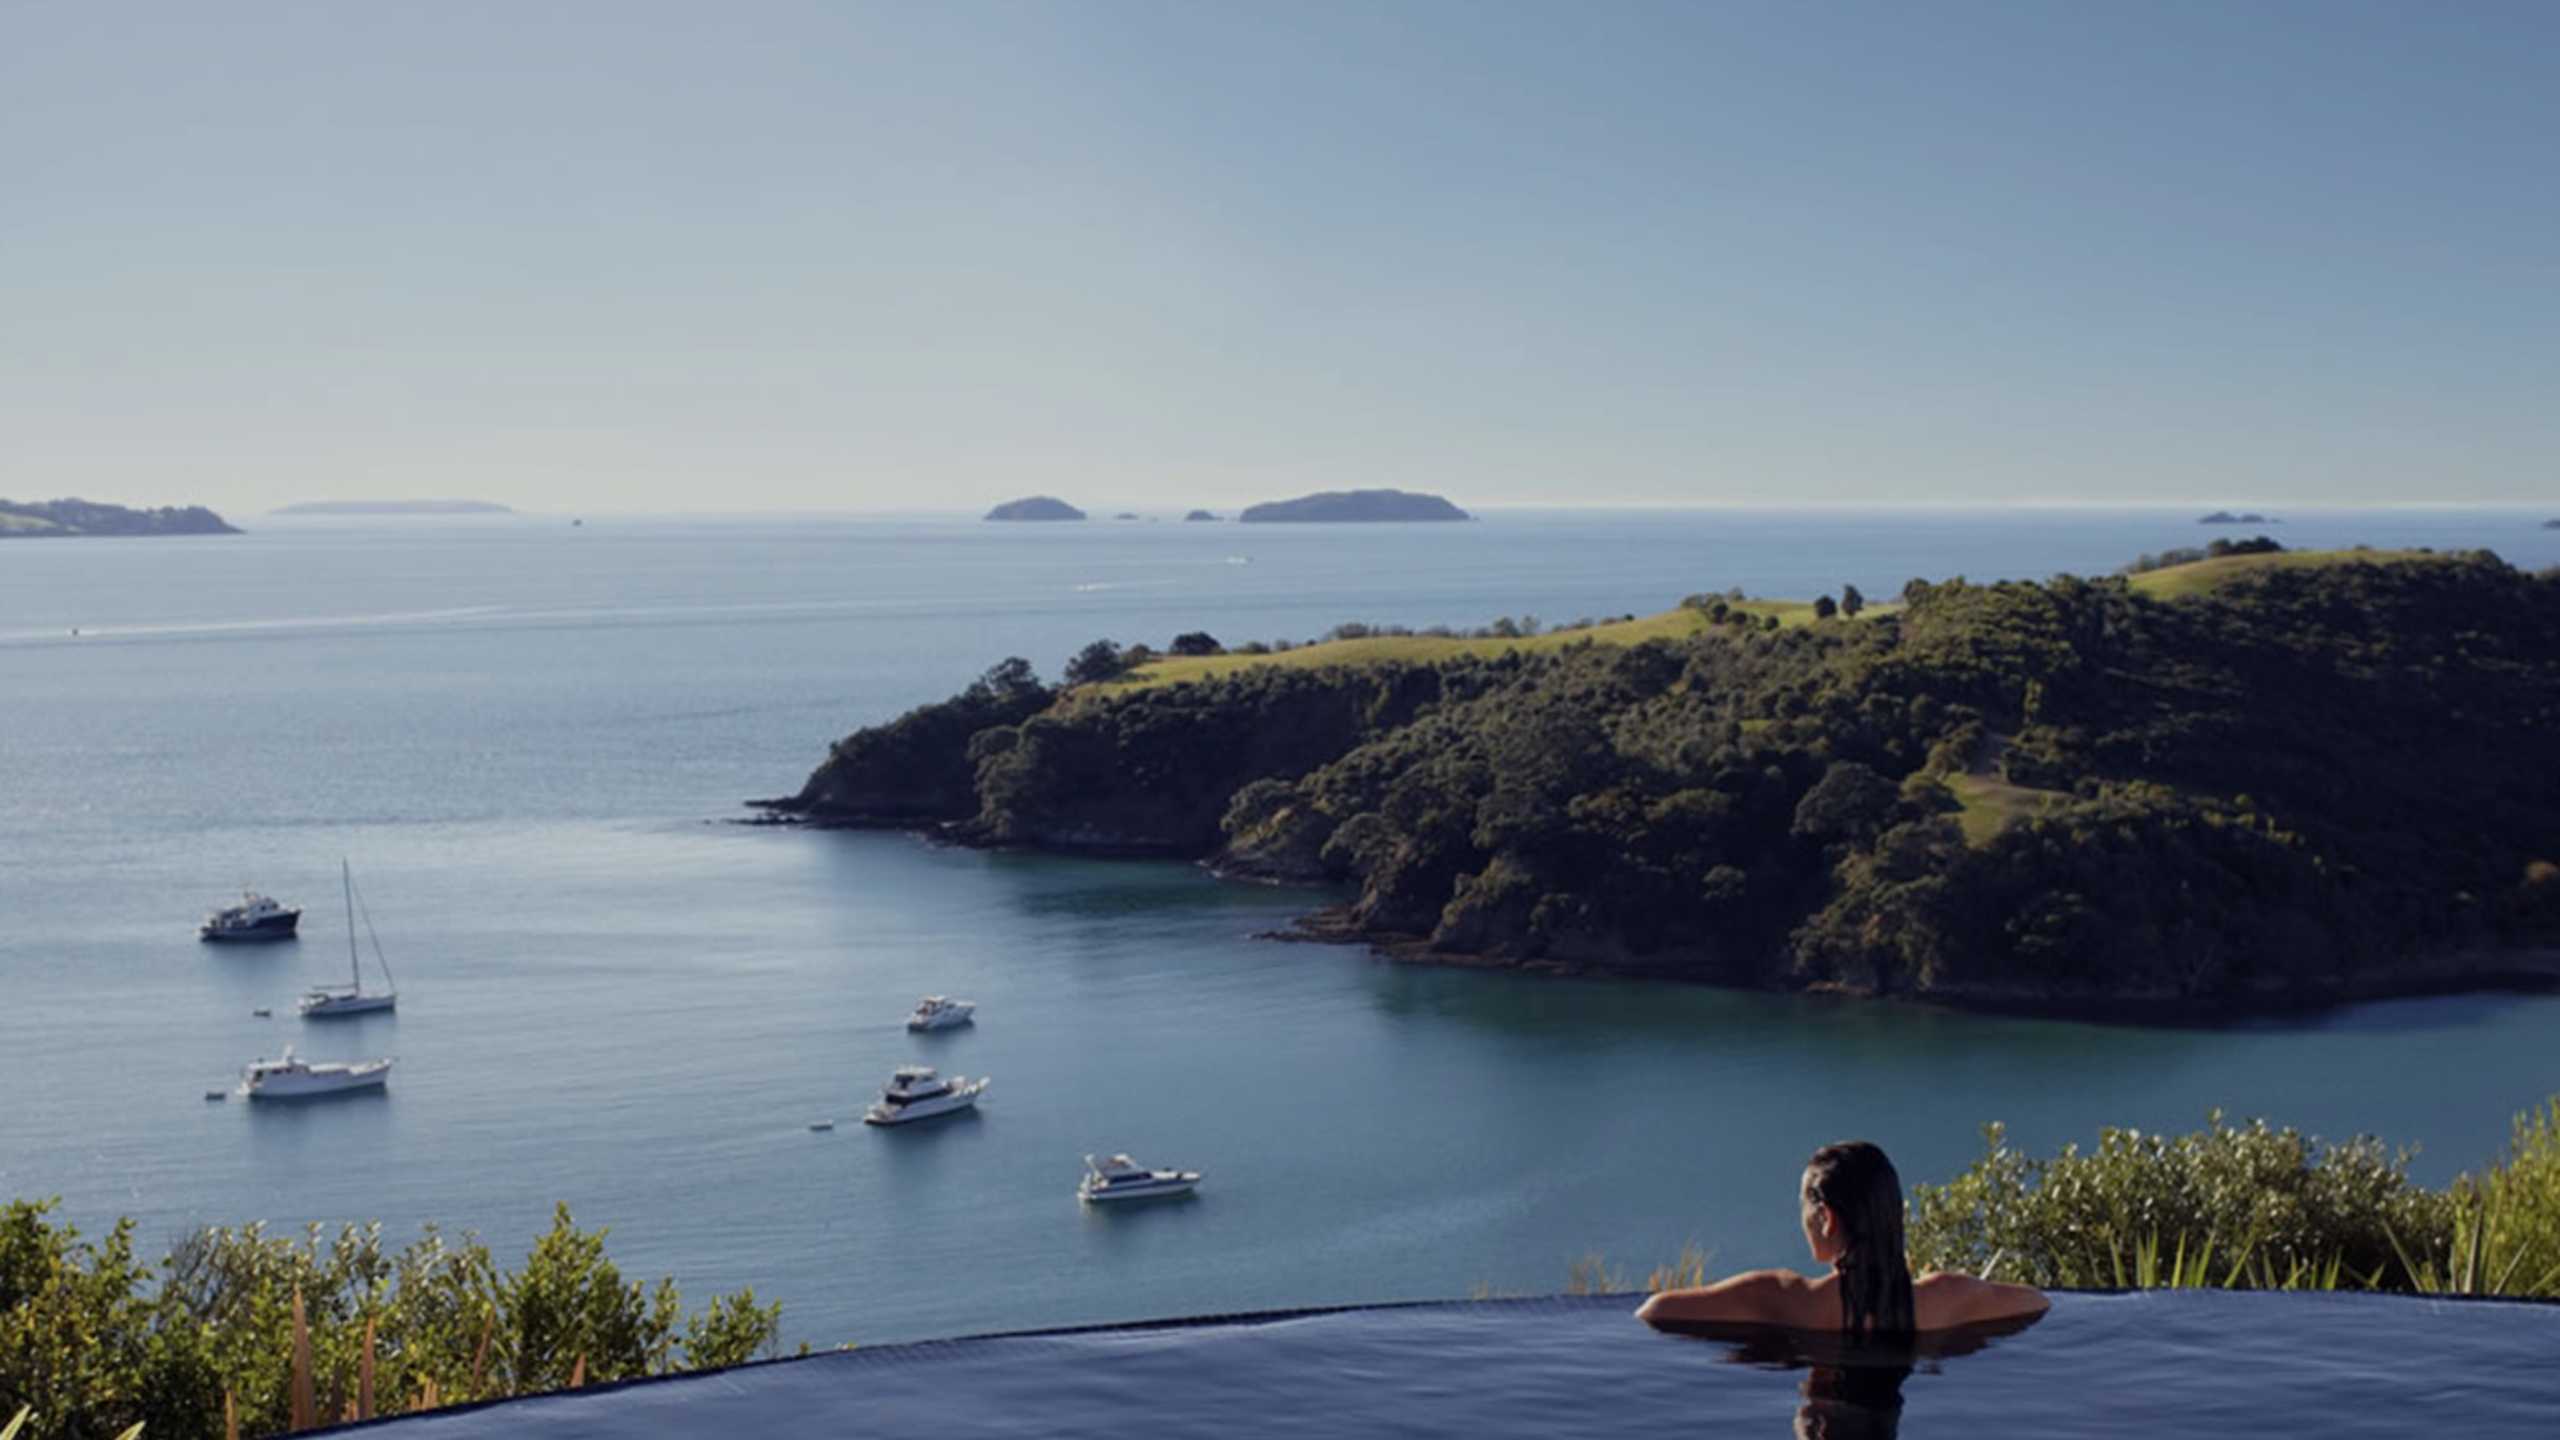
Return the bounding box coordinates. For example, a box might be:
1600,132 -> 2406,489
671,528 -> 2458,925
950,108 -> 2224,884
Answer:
746,803 -> 2560,1024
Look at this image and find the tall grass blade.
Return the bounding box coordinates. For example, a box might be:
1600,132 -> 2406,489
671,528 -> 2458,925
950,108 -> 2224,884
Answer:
3,1404 -> 29,1440
2460,1189 -> 2492,1293
2380,1218 -> 2442,1295
290,1288 -> 316,1432
471,1310 -> 493,1396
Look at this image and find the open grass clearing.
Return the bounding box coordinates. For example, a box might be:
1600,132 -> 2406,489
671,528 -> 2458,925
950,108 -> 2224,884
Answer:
1945,770 -> 2068,846
2128,548 -> 2451,601
1109,600 -> 1893,693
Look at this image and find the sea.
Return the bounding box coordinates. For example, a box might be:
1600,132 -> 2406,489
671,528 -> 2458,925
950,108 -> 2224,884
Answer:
4,507 -> 2556,1346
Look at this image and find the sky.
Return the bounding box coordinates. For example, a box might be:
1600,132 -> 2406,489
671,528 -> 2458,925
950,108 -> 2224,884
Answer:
4,1 -> 2555,514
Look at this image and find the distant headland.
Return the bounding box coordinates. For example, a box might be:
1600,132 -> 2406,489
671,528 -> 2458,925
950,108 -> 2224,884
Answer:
1184,510 -> 1221,522
0,497 -> 237,538
2545,518 -> 2560,529
1238,489 -> 1470,523
273,499 -> 514,516
2199,510 -> 2277,525
762,546 -> 2560,1020
985,496 -> 1087,522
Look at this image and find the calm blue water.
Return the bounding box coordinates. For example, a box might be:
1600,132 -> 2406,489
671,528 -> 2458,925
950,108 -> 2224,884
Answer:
5,509 -> 2557,1346
344,1293 -> 2560,1439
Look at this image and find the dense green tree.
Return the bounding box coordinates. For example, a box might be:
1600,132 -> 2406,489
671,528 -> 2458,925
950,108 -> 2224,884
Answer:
1169,632 -> 1222,656
1063,640 -> 1130,687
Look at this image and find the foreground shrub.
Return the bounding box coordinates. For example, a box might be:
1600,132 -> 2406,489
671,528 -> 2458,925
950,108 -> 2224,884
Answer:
0,1202 -> 782,1440
1908,1102 -> 2560,1296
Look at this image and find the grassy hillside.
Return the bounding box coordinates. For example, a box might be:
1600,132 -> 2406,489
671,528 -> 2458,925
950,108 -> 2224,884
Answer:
2127,547 -> 2448,599
1115,600 -> 1882,693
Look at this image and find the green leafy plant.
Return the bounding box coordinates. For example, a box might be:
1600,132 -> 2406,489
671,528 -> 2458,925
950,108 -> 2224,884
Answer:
0,1202 -> 784,1440
1908,1104 -> 2560,1298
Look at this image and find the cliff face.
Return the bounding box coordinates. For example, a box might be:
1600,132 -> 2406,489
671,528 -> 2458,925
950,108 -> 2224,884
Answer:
961,667 -> 1452,854
776,662 -> 1054,823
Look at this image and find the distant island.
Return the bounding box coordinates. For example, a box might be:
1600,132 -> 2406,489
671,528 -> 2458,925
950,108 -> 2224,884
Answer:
762,547 -> 2560,1019
2199,510 -> 2276,524
1184,510 -> 1221,522
274,499 -> 514,515
984,496 -> 1086,522
0,497 -> 237,538
2545,518 -> 2559,529
1239,489 -> 1470,523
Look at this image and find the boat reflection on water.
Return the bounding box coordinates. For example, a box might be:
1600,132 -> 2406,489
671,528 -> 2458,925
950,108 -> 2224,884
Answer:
1650,1310 -> 2047,1439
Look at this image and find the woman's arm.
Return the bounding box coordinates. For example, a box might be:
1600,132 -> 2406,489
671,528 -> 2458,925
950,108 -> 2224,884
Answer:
1912,1271 -> 2050,1328
1635,1269 -> 1820,1329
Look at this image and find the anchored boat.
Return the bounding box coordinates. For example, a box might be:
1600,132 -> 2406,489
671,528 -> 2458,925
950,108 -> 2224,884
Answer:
300,860 -> 397,1017
200,891 -> 300,942
241,1046 -> 392,1100
862,1066 -> 987,1126
906,995 -> 976,1031
1078,1154 -> 1202,1203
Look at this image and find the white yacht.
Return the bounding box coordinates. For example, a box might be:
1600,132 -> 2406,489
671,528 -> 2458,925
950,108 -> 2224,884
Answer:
241,1046 -> 392,1100
862,1065 -> 987,1126
300,861 -> 397,1018
200,891 -> 301,942
1078,1154 -> 1202,1203
905,995 -> 976,1031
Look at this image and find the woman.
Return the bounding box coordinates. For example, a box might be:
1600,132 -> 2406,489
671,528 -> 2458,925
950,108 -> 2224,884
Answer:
1635,1141 -> 2048,1334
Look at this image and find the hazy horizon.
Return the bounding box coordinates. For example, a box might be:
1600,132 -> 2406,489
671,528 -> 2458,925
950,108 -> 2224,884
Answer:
8,2 -> 2555,516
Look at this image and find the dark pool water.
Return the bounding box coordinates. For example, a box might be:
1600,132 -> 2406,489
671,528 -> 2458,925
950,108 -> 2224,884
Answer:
336,1290 -> 2559,1438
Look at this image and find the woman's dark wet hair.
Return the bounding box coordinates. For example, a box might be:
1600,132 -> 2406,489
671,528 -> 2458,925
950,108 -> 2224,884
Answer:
1805,1141 -> 1915,1339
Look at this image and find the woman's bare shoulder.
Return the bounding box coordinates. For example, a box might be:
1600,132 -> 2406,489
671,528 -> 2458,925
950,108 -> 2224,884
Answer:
1913,1271 -> 2051,1329
1635,1268 -> 1832,1329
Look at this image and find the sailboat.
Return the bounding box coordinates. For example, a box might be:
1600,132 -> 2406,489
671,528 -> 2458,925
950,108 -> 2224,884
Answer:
299,860 -> 398,1018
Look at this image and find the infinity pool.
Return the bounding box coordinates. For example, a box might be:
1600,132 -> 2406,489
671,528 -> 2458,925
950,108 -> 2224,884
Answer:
333,1291 -> 2560,1438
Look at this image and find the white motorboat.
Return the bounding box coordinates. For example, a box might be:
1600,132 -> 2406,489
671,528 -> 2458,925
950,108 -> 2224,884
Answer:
300,860 -> 397,1018
241,1046 -> 392,1100
200,891 -> 300,942
862,1065 -> 987,1126
1078,1154 -> 1202,1203
905,995 -> 976,1031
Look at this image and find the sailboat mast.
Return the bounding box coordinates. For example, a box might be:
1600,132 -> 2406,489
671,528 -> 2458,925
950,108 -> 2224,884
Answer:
343,859 -> 358,988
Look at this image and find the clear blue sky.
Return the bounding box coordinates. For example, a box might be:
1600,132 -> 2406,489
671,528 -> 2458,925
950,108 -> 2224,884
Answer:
5,2 -> 2554,513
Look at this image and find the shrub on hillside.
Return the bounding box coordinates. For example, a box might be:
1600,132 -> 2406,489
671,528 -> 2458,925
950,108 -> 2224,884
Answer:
1063,639 -> 1130,686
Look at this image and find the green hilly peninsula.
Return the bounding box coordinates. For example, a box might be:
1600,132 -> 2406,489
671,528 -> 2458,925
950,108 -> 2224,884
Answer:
0,497 -> 237,537
767,549 -> 2560,1015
